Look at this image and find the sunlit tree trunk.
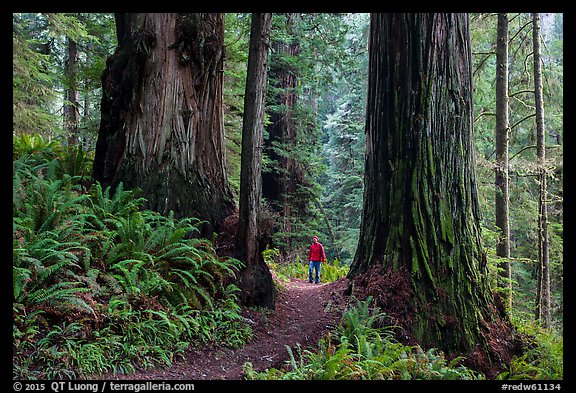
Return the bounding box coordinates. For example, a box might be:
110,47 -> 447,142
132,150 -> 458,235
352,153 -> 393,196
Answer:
236,13 -> 275,308
532,13 -> 551,328
495,13 -> 512,309
93,13 -> 235,236
349,13 -> 504,357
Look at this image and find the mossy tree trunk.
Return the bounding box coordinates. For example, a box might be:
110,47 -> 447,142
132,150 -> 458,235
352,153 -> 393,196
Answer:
349,13 -> 501,356
236,13 -> 275,308
532,13 -> 551,328
93,13 -> 235,236
495,13 -> 512,309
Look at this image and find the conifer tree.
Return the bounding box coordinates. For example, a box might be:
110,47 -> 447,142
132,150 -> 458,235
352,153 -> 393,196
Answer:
349,13 -> 511,358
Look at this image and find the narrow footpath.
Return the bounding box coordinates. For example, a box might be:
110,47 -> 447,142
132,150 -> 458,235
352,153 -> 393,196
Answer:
103,276 -> 349,380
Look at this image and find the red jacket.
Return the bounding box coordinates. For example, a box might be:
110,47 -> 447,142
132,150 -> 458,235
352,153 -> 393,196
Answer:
308,242 -> 327,262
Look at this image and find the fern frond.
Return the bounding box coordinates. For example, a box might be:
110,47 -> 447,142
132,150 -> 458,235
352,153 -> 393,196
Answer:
13,266 -> 32,300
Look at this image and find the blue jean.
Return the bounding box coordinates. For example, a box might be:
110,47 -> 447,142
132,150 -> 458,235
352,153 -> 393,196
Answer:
309,261 -> 321,283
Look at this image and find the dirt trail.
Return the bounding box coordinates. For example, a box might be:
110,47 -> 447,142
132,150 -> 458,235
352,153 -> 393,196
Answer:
104,276 -> 349,380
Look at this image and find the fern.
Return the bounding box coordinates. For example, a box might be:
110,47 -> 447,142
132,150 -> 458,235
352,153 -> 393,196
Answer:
89,181 -> 146,221
13,133 -> 62,161
27,282 -> 95,315
13,144 -> 253,379
109,259 -> 146,295
13,266 -> 32,300
246,298 -> 482,380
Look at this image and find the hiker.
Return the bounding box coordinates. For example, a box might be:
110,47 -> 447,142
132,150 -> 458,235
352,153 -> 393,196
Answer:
308,235 -> 327,284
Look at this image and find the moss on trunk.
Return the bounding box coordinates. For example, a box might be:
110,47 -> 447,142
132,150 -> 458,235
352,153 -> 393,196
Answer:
349,14 -> 512,362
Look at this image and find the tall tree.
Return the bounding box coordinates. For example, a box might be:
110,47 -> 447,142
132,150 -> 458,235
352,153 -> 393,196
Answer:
93,13 -> 235,236
495,13 -> 512,309
262,13 -> 304,259
236,13 -> 275,308
532,13 -> 551,328
348,13 -> 508,357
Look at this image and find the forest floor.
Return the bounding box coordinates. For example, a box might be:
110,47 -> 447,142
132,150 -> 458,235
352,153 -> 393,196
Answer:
101,274 -> 351,380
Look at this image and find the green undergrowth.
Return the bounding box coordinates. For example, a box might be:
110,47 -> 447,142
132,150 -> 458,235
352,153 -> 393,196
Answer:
13,142 -> 253,379
244,296 -> 484,380
244,296 -> 563,380
495,311 -> 563,380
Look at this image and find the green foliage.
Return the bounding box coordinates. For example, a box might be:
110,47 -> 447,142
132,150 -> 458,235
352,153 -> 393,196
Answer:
261,14 -> 364,260
319,259 -> 350,283
13,133 -> 60,160
316,14 -> 369,264
245,297 -> 483,380
223,13 -> 251,198
13,13 -> 115,140
13,13 -> 62,134
13,133 -> 94,182
471,13 -> 563,330
13,147 -> 252,379
496,312 -> 563,380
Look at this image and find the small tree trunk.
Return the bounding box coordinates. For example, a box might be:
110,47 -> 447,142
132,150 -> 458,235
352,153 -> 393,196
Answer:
64,36 -> 80,146
495,13 -> 512,309
533,13 -> 551,328
236,13 -> 275,308
93,13 -> 235,236
82,93 -> 91,150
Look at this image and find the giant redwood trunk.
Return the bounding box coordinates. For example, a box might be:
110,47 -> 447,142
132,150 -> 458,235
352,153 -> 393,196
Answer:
93,13 -> 235,235
349,14 -> 506,359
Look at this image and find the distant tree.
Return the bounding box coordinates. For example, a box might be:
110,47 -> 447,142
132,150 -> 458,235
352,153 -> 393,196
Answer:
74,13 -> 117,149
236,13 -> 275,308
320,14 -> 369,264
13,13 -> 63,135
262,13 -> 304,259
63,34 -> 80,145
13,13 -> 115,143
532,13 -> 551,328
93,13 -> 235,236
222,13 -> 252,197
495,13 -> 512,309
349,13 -> 511,358
263,13 -> 353,261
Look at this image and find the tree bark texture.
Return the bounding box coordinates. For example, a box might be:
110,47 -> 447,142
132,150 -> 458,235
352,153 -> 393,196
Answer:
349,13 -> 498,355
236,13 -> 275,308
495,13 -> 512,309
93,13 -> 235,236
532,13 -> 551,327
